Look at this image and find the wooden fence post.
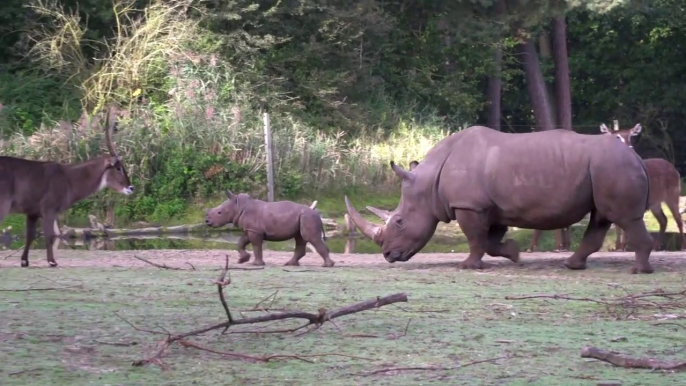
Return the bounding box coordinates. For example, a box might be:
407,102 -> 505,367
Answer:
263,112 -> 275,202
613,119 -> 619,131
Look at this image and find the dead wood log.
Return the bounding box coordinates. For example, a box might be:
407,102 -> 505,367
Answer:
122,255 -> 408,368
581,346 -> 686,371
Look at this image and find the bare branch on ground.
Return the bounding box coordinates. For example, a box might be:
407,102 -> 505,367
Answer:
581,346 -> 686,371
119,258 -> 408,368
363,355 -> 506,376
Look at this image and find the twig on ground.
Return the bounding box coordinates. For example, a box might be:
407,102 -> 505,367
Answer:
653,322 -> 686,330
282,269 -> 332,273
0,284 -> 82,292
363,355 -> 506,376
2,245 -> 24,260
122,271 -> 408,368
581,346 -> 686,371
133,255 -> 189,270
93,340 -> 138,347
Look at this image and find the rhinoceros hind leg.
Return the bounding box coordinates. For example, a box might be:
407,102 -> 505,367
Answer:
236,233 -> 252,264
309,238 -> 335,267
564,212 -> 611,271
619,219 -> 653,274
285,237 -> 307,266
485,224 -> 520,263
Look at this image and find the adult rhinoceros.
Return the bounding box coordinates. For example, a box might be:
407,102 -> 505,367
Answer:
345,125 -> 655,274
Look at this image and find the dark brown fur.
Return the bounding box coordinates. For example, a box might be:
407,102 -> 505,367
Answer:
600,123 -> 684,251
0,108 -> 133,267
205,190 -> 335,267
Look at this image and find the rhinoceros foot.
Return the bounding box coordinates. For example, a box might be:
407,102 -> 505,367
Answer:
457,257 -> 485,270
238,253 -> 251,264
504,239 -> 520,263
629,263 -> 654,274
563,257 -> 586,270
322,259 -> 335,268
251,260 -> 266,266
284,259 -> 300,266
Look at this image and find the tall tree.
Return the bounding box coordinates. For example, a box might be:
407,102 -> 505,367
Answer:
552,15 -> 572,131
518,33 -> 556,131
486,0 -> 506,131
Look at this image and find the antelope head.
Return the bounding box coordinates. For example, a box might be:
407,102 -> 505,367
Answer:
599,123 -> 642,148
101,108 -> 134,195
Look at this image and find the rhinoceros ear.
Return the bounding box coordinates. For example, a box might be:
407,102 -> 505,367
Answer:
409,161 -> 419,171
390,161 -> 415,181
630,123 -> 642,136
599,124 -> 610,134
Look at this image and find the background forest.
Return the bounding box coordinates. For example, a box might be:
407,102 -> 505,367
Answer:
0,0 -> 685,226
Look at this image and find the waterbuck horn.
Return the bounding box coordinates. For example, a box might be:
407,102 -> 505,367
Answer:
104,107 -> 119,157
390,161 -> 415,181
366,205 -> 392,222
345,196 -> 383,246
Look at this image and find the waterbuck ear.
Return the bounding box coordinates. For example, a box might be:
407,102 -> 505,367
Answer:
226,190 -> 235,199
107,156 -> 119,167
599,124 -> 610,134
409,161 -> 419,171
630,123 -> 642,136
390,161 -> 415,181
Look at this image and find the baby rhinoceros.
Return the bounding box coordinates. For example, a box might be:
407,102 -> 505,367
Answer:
205,190 -> 335,267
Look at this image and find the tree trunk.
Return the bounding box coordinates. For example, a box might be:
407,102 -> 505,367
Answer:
487,46 -> 503,131
552,16 -> 573,131
518,36 -> 555,131
538,31 -> 558,126
486,0 -> 506,131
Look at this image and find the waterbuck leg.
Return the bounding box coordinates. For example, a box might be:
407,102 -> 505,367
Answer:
247,233 -> 265,266
285,236 -> 307,267
454,210 -> 488,270
236,232 -> 251,264
527,230 -> 541,252
41,213 -> 59,267
562,227 -> 571,251
664,199 -> 685,251
20,215 -> 39,268
553,229 -> 564,252
618,219 -> 654,274
615,226 -> 627,251
649,204 -> 667,251
485,224 -> 520,263
564,211 -> 611,270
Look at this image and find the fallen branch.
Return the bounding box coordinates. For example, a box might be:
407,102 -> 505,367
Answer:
124,258 -> 409,368
364,355 -> 506,376
506,288 -> 686,319
133,255 -> 190,271
581,346 -> 686,371
0,284 -> 82,292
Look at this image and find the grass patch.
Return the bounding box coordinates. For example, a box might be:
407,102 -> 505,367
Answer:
1,251 -> 685,385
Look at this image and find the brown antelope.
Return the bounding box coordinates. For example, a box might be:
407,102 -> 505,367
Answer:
0,107 -> 133,267
599,123 -> 684,251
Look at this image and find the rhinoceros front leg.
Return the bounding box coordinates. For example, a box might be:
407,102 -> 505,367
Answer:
247,232 -> 266,266
236,232 -> 252,264
454,210 -> 489,270
564,211 -> 611,271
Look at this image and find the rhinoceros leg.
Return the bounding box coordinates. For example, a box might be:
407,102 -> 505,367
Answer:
236,233 -> 252,264
564,212 -> 611,270
617,219 -> 654,274
247,233 -> 266,266
454,210 -> 517,269
285,237 -> 307,266
485,224 -> 520,263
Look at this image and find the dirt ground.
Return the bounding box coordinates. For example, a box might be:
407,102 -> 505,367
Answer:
4,248 -> 686,273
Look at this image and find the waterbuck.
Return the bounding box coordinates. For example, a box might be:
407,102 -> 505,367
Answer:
599,123 -> 684,251
0,108 -> 133,267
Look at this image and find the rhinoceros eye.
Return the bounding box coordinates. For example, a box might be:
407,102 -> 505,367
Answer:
395,218 -> 405,229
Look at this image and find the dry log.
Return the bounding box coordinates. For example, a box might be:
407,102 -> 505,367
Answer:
581,346 -> 686,371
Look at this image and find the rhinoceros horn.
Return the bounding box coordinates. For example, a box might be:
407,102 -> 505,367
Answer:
390,161 -> 415,181
345,196 -> 383,245
366,206 -> 393,223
